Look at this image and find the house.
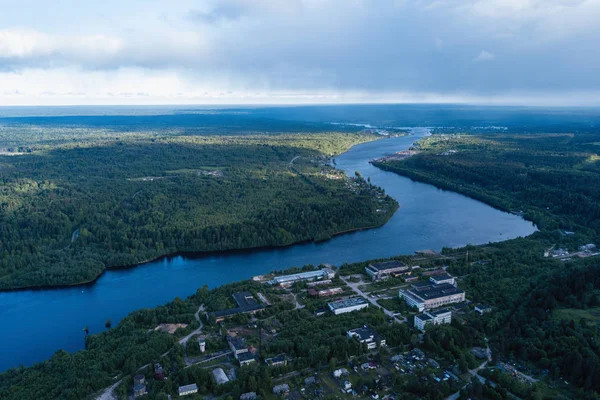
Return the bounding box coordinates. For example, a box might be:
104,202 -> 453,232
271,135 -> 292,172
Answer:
198,337 -> 206,353
153,363 -> 165,381
347,325 -> 386,350
414,308 -> 452,331
273,383 -> 290,395
328,297 -> 369,315
399,281 -> 465,311
178,383 -> 198,396
240,392 -> 257,400
134,374 -> 145,385
429,273 -> 456,286
342,380 -> 352,391
213,368 -> 230,385
361,362 -> 377,370
333,368 -> 349,378
265,354 -> 287,367
365,261 -> 409,281
474,304 -> 492,315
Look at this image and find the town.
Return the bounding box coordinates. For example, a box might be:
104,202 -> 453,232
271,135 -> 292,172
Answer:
98,252 -> 549,400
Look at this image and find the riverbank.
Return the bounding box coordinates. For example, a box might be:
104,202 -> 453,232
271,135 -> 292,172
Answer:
1,206 -> 398,293
0,128 -> 536,372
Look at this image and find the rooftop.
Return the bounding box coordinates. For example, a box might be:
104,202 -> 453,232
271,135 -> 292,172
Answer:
179,383 -> 199,393
367,260 -> 407,272
238,352 -> 256,363
415,313 -> 433,321
430,273 -> 454,281
271,269 -> 330,284
328,297 -> 368,310
233,291 -> 257,307
265,355 -> 286,365
348,325 -> 382,342
409,282 -> 464,301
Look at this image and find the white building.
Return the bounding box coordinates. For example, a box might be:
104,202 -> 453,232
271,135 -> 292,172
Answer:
212,368 -> 230,385
179,383 -> 199,396
429,273 -> 456,286
347,325 -> 386,350
414,309 -> 452,331
328,297 -> 369,315
400,282 -> 465,311
269,268 -> 335,287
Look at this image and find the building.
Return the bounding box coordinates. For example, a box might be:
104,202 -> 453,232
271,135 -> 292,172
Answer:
307,279 -> 332,287
365,261 -> 409,281
474,304 -> 492,315
211,292 -> 266,322
347,325 -> 386,350
134,374 -> 145,385
213,368 -> 230,385
178,383 -> 198,396
273,383 -> 290,395
304,376 -> 316,386
198,338 -> 206,353
333,368 -> 349,378
238,351 -> 256,366
429,273 -> 456,286
265,355 -> 288,367
414,308 -> 452,331
228,335 -> 250,360
133,384 -> 147,398
308,287 -> 343,297
240,392 -> 257,400
269,268 -> 335,287
153,363 -> 165,381
328,297 -> 369,315
399,281 -> 465,311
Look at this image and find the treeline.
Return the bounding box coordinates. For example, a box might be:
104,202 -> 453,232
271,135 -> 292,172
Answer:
0,133 -> 395,289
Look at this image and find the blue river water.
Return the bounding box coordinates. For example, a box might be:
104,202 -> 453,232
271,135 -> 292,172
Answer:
0,128 -> 536,372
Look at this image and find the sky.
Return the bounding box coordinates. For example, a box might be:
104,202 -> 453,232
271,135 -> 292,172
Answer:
1,0 -> 600,106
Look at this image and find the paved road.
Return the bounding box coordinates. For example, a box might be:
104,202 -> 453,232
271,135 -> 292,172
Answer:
181,305 -> 205,366
446,339 -> 492,400
95,380 -> 122,400
343,277 -> 406,323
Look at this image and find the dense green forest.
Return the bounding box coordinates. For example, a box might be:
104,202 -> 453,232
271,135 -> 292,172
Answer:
0,131 -> 396,290
374,132 -> 600,235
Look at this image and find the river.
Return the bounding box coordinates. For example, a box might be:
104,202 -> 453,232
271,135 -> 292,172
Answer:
0,127 -> 536,372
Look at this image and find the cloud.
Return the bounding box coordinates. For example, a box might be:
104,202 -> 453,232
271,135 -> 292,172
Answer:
473,50 -> 496,63
0,0 -> 599,105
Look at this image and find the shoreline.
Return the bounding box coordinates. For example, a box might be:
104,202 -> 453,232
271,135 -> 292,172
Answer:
0,209 -> 398,293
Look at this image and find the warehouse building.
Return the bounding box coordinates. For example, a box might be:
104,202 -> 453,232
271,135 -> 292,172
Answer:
399,281 -> 465,311
328,297 -> 369,315
269,268 -> 335,287
365,261 -> 409,281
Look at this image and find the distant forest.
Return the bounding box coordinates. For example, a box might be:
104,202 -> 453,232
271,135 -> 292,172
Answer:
0,128 -> 396,290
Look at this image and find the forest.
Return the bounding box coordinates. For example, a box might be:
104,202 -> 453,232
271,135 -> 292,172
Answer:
0,131 -> 397,290
374,132 -> 600,236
